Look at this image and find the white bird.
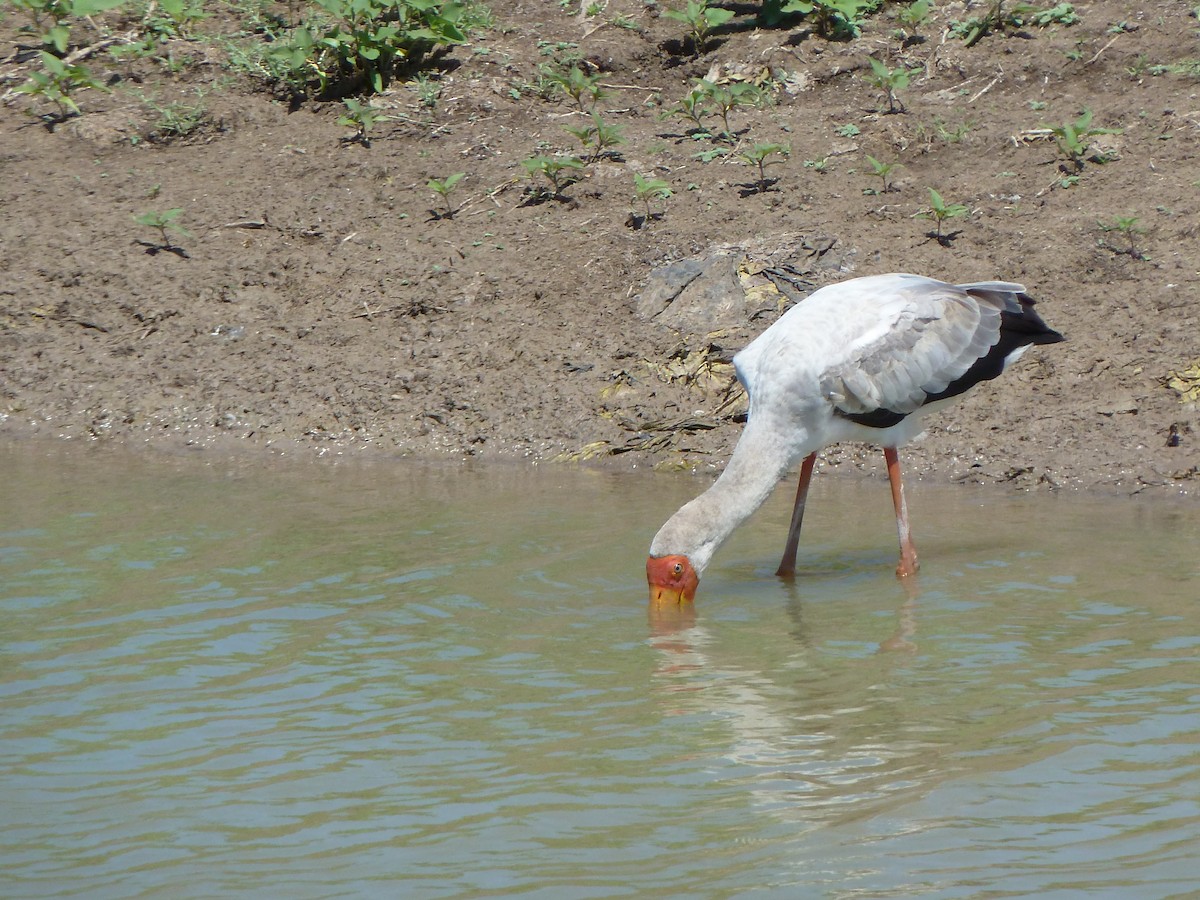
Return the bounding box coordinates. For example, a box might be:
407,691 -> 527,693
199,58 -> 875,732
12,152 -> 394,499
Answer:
646,272 -> 1065,604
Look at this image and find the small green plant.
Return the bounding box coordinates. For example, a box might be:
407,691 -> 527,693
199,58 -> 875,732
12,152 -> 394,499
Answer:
541,64 -> 606,111
934,118 -> 973,143
521,155 -> 586,199
737,142 -> 789,193
410,72 -> 443,109
866,57 -> 915,113
663,0 -> 735,54
15,50 -> 106,120
953,1 -> 1078,46
147,0 -> 208,38
427,172 -> 465,218
951,0 -> 1025,46
863,154 -> 899,193
801,0 -> 873,39
1044,108 -> 1121,170
1029,3 -> 1078,26
915,188 -> 969,244
1099,215 -> 1146,260
836,122 -> 861,137
631,173 -> 673,226
563,112 -> 625,162
802,156 -> 829,172
143,94 -> 208,140
134,208 -> 191,254
898,0 -> 932,30
696,78 -> 761,140
337,97 -> 391,145
270,0 -> 471,97
12,0 -> 125,53
667,84 -> 712,135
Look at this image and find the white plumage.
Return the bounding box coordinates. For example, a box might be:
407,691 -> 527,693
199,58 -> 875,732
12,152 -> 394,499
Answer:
646,272 -> 1065,604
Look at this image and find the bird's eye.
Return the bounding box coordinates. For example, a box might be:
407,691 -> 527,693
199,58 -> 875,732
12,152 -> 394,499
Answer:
672,562 -> 684,576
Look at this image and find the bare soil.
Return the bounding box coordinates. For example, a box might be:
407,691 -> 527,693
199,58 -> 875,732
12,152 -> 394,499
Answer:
2,0 -> 1199,496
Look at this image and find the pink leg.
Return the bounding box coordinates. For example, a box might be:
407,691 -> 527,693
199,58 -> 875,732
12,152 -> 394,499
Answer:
885,446 -> 919,578
776,452 -> 817,578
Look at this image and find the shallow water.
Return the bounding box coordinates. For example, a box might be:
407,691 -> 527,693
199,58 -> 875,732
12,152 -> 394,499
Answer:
2,445 -> 1198,899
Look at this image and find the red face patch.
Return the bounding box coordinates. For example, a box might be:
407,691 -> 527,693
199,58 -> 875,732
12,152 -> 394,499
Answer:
646,554 -> 699,604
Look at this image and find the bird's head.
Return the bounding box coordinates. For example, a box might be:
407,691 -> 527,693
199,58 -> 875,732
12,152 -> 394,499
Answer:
646,554 -> 699,605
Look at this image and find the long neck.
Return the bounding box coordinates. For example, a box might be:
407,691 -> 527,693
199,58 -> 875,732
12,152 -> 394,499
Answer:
651,421 -> 808,574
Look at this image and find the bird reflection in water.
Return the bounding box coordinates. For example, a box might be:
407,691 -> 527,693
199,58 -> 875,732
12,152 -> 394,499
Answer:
647,574 -> 921,658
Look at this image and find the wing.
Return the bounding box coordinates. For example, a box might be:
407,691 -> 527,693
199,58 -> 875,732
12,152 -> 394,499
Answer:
819,277 -> 1010,416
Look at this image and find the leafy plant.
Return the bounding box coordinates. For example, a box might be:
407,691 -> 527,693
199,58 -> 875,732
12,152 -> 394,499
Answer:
898,0 -> 932,30
866,57 -> 915,113
337,97 -> 392,145
12,0 -> 125,53
428,172 -> 465,218
1029,3 -> 1078,26
1099,215 -> 1146,260
802,156 -> 828,172
758,0 -> 811,27
863,154 -> 899,193
141,91 -> 209,140
951,0 -> 1027,46
15,49 -> 106,120
933,118 -> 972,143
737,142 -> 789,193
836,122 -> 861,137
563,112 -> 625,162
1044,108 -> 1121,170
541,64 -> 606,110
632,173 -> 673,226
663,0 -> 735,55
521,155 -> 586,198
695,78 -> 761,140
146,0 -> 208,39
134,208 -> 191,254
270,0 -> 471,97
666,84 -> 712,135
952,1 -> 1078,46
915,188 -> 969,244
791,0 -> 873,39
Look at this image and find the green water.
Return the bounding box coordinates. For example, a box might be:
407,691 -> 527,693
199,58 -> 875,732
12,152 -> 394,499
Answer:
2,445 -> 1198,898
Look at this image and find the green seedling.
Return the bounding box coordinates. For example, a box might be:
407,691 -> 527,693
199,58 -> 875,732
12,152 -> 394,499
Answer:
898,0 -> 932,30
738,142 -> 789,193
696,78 -> 761,140
428,172 -> 465,218
914,188 -> 969,244
663,0 -> 735,54
632,173 -> 673,226
1029,3 -> 1078,26
953,1 -> 1076,46
666,84 -> 712,135
562,112 -> 625,162
802,156 -> 829,173
790,0 -> 872,39
15,50 -> 106,120
134,208 -> 191,255
12,0 -> 125,53
337,97 -> 391,145
1099,215 -> 1146,260
541,64 -> 606,110
836,122 -> 861,137
521,155 -> 586,198
1044,108 -> 1121,170
866,57 -> 915,113
863,154 -> 899,193
758,0 -> 811,27
270,0 -> 470,97
144,95 -> 208,140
